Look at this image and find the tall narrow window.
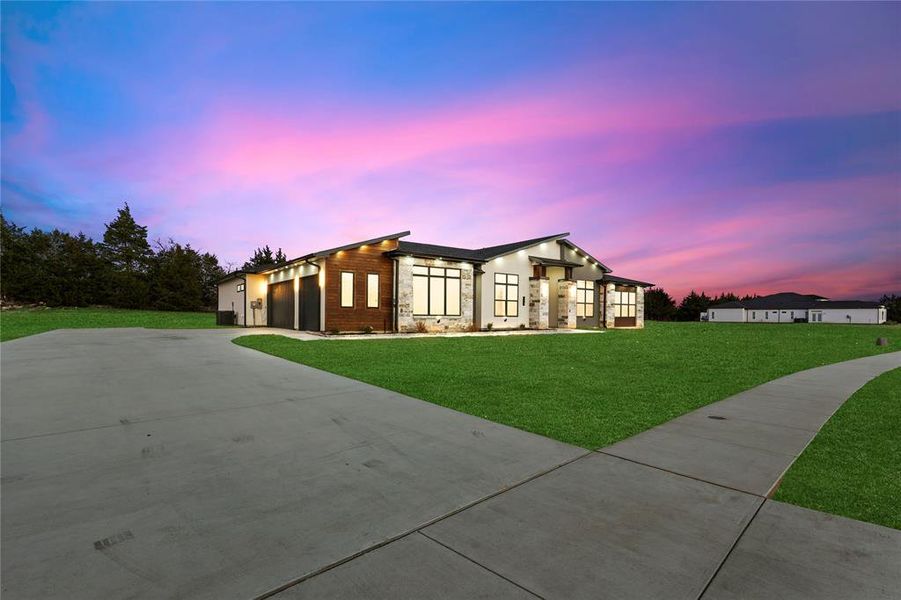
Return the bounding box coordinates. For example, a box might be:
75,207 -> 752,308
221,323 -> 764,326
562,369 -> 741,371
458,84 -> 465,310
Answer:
366,273 -> 379,308
494,273 -> 519,317
412,265 -> 461,316
340,272 -> 354,307
576,280 -> 593,317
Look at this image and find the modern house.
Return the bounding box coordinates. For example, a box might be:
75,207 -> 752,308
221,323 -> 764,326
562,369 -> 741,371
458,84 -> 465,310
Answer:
704,292 -> 887,324
217,231 -> 653,333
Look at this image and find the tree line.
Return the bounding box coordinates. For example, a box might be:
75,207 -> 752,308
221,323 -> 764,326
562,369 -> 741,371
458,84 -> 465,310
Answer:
644,288 -> 900,322
0,204 -> 283,312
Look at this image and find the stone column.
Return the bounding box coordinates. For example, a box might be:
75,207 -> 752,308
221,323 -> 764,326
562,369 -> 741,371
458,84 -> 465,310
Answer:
636,286 -> 645,329
529,277 -> 549,329
557,279 -> 577,329
604,283 -> 616,328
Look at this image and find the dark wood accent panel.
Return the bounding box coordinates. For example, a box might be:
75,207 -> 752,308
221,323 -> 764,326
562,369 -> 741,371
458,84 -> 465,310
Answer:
268,280 -> 294,329
324,239 -> 398,332
299,274 -> 320,331
614,316 -> 637,327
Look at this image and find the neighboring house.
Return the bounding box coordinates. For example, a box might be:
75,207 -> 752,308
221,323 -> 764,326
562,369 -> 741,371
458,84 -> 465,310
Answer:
217,231 -> 653,332
706,292 -> 887,325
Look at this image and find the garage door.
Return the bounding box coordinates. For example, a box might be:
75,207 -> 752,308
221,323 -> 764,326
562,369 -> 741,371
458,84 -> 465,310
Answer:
298,274 -> 320,331
267,280 -> 294,329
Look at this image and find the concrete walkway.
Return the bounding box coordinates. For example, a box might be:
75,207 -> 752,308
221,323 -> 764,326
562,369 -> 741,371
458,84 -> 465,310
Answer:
2,330 -> 899,599
277,351 -> 901,600
237,326 -> 602,342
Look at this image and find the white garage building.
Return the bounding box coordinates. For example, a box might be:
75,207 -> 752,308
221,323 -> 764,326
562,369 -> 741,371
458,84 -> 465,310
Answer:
705,292 -> 887,325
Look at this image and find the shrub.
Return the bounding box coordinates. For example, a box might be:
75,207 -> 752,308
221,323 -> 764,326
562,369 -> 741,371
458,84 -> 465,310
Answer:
415,321 -> 428,333
361,325 -> 374,334
486,322 -> 493,331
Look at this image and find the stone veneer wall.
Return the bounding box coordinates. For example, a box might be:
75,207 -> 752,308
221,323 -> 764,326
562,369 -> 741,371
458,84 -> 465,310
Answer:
557,279 -> 577,329
529,277 -> 549,329
397,257 -> 474,332
604,283 -> 616,328
636,286 -> 645,329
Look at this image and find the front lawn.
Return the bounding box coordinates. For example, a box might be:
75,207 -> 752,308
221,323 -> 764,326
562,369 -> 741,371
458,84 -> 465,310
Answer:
0,307 -> 222,342
233,322 -> 897,449
774,367 -> 900,530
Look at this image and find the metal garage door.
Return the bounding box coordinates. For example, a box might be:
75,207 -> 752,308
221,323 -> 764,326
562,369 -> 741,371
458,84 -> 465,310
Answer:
267,280 -> 294,329
298,274 -> 320,331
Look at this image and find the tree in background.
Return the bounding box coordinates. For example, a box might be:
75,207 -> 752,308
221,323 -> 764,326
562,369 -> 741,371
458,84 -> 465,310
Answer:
711,292 -> 740,305
675,290 -> 713,321
100,203 -> 153,308
644,287 -> 677,321
242,245 -> 286,271
879,294 -> 900,322
0,204 -> 224,311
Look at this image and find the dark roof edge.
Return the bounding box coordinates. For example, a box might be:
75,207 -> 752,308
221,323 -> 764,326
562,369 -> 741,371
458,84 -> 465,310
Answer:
217,270 -> 252,283
385,248 -> 486,263
558,239 -> 612,272
259,231 -> 411,274
478,232 -> 570,260
598,274 -> 655,287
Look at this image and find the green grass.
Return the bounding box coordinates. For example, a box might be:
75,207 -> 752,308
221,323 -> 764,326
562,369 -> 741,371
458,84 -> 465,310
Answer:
233,321 -> 898,449
774,368 -> 900,530
0,307 -> 224,341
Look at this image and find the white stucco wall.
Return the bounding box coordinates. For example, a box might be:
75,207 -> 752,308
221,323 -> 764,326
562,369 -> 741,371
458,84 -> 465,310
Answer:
264,260 -> 323,330
217,278 -> 245,325
244,273 -> 269,327
812,308 -> 885,324
707,308 -> 746,323
480,242 -> 558,329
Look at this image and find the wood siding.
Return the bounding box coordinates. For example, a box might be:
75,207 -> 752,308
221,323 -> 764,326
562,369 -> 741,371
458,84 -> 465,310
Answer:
323,240 -> 398,332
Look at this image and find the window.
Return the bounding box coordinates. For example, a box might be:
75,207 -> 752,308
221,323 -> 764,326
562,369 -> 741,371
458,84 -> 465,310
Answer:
366,273 -> 379,308
752,311 -> 756,319
613,288 -> 636,317
236,283 -> 245,292
340,272 -> 354,307
710,311 -> 715,320
494,273 -> 519,317
576,280 -> 594,318
412,265 -> 461,316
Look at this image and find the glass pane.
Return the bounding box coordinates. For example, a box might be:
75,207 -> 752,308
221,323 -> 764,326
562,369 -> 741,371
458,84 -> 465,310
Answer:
367,273 -> 379,308
413,276 -> 428,314
447,268 -> 461,279
429,267 -> 445,277
494,283 -> 506,301
507,300 -> 518,317
430,277 -> 445,315
576,303 -> 585,318
586,304 -> 593,317
340,272 -> 354,307
629,304 -> 636,317
495,273 -> 506,283
508,274 -> 519,284
413,265 -> 428,276
446,279 -> 461,315
494,300 -> 505,316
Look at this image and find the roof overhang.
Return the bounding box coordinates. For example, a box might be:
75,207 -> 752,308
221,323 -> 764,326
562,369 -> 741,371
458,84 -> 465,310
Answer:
558,239 -> 611,272
598,274 -> 655,287
529,256 -> 583,268
258,231 -> 411,274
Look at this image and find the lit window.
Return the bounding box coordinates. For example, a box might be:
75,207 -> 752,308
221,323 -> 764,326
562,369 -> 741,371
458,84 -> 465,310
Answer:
340,272 -> 354,307
413,266 -> 461,316
613,288 -> 637,318
576,280 -> 593,318
494,273 -> 519,317
366,273 -> 379,308
236,283 -> 245,292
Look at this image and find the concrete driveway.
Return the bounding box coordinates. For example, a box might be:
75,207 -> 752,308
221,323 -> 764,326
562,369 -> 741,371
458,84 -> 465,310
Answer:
3,329 -> 899,599
1,328 -> 583,599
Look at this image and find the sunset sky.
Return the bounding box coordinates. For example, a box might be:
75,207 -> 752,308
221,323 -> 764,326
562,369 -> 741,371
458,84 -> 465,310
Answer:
2,2 -> 899,299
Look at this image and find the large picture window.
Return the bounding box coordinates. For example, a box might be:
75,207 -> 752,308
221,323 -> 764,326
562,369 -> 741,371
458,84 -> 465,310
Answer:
340,272 -> 354,308
613,288 -> 636,318
413,265 -> 461,316
366,273 -> 379,308
576,280 -> 593,317
494,273 -> 519,317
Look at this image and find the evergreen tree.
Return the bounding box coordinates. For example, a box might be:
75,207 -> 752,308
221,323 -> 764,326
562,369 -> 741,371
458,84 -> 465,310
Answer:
242,245 -> 286,270
644,287 -> 677,321
879,294 -> 900,323
675,290 -> 713,321
0,214 -> 33,301
100,203 -> 152,307
149,240 -> 204,311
